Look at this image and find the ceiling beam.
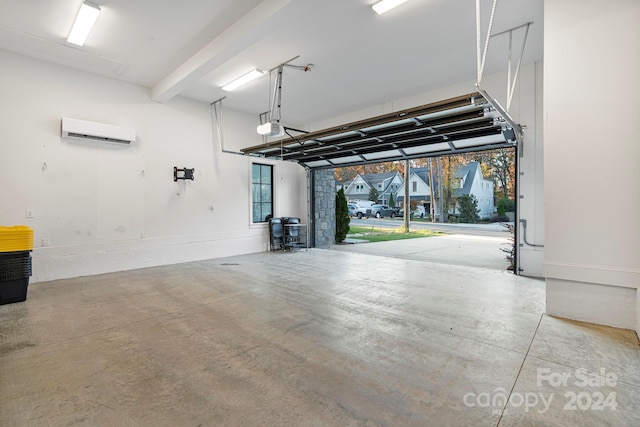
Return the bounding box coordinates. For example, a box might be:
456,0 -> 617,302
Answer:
151,0 -> 296,102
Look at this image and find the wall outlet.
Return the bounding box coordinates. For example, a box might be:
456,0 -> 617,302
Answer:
25,209 -> 34,218
42,238 -> 50,247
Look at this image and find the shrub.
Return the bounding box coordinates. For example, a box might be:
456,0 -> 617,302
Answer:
457,194 -> 480,223
498,198 -> 515,214
500,222 -> 516,271
335,188 -> 350,243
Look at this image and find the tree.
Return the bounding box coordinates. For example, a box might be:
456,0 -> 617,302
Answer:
457,194 -> 480,223
368,187 -> 379,202
335,188 -> 350,243
469,148 -> 516,201
334,165 -> 365,183
431,155 -> 465,222
489,148 -> 515,199
388,192 -> 395,208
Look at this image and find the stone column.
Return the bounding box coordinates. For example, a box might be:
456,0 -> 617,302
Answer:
312,169 -> 336,247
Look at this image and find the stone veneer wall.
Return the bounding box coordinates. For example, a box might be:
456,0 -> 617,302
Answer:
313,169 -> 336,247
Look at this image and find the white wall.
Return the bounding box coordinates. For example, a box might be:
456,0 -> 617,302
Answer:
0,51 -> 307,282
544,0 -> 640,331
310,63 -> 544,277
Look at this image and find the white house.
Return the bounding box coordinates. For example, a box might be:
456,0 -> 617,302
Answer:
395,162 -> 495,219
453,162 -> 495,218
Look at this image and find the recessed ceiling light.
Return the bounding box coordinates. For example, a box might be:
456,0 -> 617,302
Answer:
67,1 -> 101,46
372,0 -> 410,15
222,69 -> 265,91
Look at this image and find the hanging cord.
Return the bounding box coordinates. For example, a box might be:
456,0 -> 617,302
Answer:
476,0 -> 482,83
476,0 -> 498,85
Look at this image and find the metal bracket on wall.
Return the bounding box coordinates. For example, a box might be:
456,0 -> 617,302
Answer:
174,167 -> 195,182
477,86 -> 524,156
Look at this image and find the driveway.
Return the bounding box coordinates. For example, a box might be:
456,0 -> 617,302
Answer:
331,219 -> 513,271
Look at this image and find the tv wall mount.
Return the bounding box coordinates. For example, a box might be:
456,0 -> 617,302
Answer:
173,167 -> 195,182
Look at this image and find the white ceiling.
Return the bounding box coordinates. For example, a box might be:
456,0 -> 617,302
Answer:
0,0 -> 543,125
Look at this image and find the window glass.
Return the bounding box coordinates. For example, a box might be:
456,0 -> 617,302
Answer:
252,163 -> 273,223
252,164 -> 261,183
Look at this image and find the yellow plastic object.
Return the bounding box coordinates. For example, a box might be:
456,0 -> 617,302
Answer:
0,226 -> 34,252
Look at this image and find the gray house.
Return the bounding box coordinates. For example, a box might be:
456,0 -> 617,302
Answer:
344,172 -> 403,205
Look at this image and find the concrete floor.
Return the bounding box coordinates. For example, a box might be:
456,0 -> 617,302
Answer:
1,249 -> 639,426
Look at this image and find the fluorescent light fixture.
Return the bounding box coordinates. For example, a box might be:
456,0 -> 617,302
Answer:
67,1 -> 101,46
222,69 -> 265,91
372,0 -> 409,15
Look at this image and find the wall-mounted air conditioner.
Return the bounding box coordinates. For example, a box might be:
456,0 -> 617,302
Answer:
61,117 -> 136,144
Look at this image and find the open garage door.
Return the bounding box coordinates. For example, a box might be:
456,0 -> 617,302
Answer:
240,1 -> 543,277
241,91 -> 527,274
240,92 -> 519,169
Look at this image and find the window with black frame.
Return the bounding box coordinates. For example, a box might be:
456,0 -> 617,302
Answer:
252,163 -> 273,223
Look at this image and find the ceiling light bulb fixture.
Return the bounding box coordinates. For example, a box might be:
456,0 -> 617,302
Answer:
221,69 -> 265,91
67,1 -> 101,46
372,0 -> 409,15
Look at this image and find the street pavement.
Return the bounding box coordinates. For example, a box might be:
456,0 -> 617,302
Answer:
331,218 -> 514,271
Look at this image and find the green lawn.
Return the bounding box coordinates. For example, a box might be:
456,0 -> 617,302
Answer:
347,226 -> 440,243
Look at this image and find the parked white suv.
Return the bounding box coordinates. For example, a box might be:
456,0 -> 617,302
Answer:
347,203 -> 370,219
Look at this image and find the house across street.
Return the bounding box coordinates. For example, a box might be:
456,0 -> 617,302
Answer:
339,161 -> 497,220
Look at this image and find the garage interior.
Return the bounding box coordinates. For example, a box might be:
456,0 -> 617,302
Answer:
1,0 -> 639,426
4,251 -> 639,426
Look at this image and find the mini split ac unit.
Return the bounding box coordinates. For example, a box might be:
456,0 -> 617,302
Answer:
61,117 -> 136,144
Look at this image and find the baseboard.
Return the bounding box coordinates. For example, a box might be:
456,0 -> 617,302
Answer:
31,231 -> 267,282
544,261 -> 639,289
546,278 -> 637,330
